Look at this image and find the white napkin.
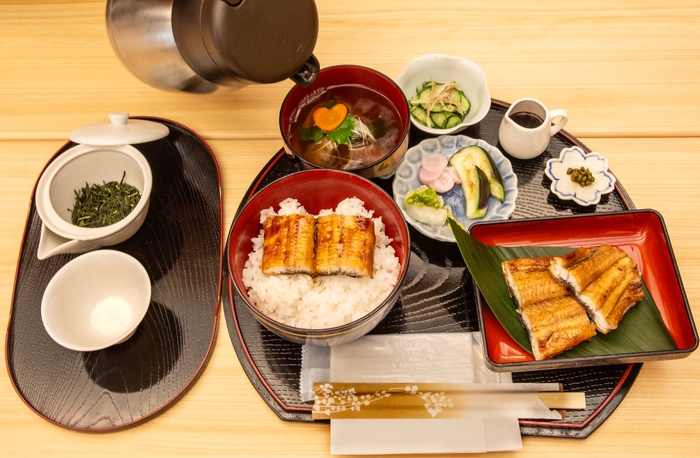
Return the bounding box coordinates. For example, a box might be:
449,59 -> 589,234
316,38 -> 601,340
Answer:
300,332 -> 510,402
301,333 -> 560,454
330,417 -> 522,455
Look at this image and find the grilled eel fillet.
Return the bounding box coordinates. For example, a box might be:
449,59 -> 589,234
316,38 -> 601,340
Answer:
550,246 -> 644,333
261,213 -> 375,278
549,245 -> 627,295
502,256 -> 596,360
519,295 -> 598,360
316,214 -> 375,278
262,214 -> 316,275
576,256 -> 644,333
502,256 -> 570,307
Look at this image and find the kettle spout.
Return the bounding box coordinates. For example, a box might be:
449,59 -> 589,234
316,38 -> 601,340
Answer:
290,54 -> 320,87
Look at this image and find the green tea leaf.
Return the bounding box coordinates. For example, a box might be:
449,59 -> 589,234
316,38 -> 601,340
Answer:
70,172 -> 141,228
448,219 -> 677,359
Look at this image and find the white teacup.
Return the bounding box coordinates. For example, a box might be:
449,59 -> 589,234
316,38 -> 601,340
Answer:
498,98 -> 568,159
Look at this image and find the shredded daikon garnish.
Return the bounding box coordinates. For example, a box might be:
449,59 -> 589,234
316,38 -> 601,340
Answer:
424,80 -> 464,127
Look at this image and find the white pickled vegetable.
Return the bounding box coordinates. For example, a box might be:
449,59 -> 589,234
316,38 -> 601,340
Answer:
404,185 -> 452,226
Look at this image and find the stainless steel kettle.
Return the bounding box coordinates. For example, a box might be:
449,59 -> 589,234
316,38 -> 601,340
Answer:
106,0 -> 320,93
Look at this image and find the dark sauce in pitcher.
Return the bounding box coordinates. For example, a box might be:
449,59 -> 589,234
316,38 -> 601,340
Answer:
510,112 -> 544,129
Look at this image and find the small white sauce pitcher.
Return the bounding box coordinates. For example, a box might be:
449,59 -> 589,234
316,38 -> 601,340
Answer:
498,98 -> 568,160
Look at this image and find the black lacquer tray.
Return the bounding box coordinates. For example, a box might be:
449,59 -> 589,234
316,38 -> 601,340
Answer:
223,100 -> 641,438
6,118 -> 222,430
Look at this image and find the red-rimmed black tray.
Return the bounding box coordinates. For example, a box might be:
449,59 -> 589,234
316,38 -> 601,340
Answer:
223,100 -> 641,438
5,118 -> 222,430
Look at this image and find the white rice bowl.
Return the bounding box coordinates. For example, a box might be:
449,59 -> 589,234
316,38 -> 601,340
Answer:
242,197 -> 401,329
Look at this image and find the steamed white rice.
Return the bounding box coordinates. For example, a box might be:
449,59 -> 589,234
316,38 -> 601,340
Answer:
242,197 -> 401,329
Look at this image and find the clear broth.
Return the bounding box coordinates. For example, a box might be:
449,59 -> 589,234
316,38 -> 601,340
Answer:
288,84 -> 402,170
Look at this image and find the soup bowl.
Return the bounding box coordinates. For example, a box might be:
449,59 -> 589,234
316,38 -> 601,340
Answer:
279,65 -> 411,179
227,169 -> 411,346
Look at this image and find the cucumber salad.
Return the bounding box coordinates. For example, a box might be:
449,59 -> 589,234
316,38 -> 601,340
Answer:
408,80 -> 470,129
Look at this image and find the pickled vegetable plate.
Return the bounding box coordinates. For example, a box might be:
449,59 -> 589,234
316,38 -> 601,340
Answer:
392,135 -> 518,242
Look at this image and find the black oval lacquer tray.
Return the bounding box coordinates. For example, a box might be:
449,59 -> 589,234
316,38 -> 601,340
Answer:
6,118 -> 222,430
223,100 -> 642,438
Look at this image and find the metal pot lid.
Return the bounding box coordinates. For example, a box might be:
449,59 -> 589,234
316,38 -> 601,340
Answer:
69,113 -> 170,146
192,0 -> 319,84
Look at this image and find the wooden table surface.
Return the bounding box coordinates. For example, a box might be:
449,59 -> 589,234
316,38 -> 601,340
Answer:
1,1 -> 699,456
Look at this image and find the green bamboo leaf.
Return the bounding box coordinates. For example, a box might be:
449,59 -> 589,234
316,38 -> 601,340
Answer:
449,219 -> 677,359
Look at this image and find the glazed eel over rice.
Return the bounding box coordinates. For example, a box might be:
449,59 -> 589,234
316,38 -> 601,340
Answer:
242,198 -> 401,330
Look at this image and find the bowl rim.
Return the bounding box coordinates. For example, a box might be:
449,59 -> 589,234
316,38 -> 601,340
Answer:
394,53 -> 491,134
227,168 -> 411,335
35,143 -> 153,241
40,249 -> 152,351
278,64 -> 411,173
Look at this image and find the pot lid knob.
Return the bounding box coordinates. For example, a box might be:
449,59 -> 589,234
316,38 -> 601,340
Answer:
69,113 -> 170,146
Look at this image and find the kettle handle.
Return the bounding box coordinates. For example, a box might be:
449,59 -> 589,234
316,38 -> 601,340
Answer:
290,54 -> 320,87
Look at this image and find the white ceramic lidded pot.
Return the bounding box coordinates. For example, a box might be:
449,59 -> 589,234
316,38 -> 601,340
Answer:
34,113 -> 168,259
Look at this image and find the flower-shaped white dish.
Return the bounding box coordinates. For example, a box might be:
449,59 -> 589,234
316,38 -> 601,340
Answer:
41,250 -> 151,352
393,135 -> 518,242
394,54 -> 491,135
545,146 -> 617,206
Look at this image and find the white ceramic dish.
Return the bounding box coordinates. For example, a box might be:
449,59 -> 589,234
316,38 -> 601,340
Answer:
41,250 -> 151,351
34,114 -> 164,259
545,146 -> 616,206
394,54 -> 491,135
393,135 -> 518,243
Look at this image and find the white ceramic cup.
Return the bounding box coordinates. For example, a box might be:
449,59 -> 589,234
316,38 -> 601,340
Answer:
498,98 -> 568,159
